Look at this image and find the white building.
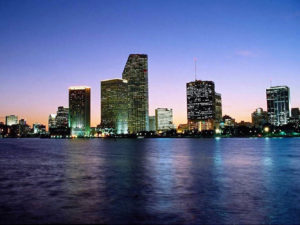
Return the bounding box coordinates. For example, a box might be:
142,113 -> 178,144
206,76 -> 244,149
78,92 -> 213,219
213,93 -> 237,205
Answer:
5,115 -> 18,126
155,108 -> 175,131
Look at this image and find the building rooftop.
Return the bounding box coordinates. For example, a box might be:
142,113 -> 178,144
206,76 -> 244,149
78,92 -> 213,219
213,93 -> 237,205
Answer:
68,86 -> 90,90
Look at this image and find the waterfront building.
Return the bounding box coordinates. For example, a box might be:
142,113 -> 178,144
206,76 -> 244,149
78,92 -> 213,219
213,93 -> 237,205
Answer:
155,108 -> 174,132
5,115 -> 18,126
122,54 -> 149,133
252,108 -> 268,128
33,123 -> 46,134
291,108 -> 300,119
222,115 -> 236,127
266,86 -> 290,126
18,119 -> 30,137
101,79 -> 128,134
56,106 -> 69,128
177,124 -> 189,134
69,86 -> 91,137
186,80 -> 215,131
48,114 -> 57,129
215,93 -> 222,123
149,116 -> 156,132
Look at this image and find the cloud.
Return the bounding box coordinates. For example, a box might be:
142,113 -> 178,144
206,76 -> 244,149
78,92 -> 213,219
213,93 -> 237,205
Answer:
235,50 -> 257,57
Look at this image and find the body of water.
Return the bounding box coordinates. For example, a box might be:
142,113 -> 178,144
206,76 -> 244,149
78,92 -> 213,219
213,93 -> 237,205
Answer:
0,138 -> 300,224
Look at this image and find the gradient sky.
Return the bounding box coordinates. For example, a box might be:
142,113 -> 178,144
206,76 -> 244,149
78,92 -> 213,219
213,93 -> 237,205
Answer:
0,0 -> 300,127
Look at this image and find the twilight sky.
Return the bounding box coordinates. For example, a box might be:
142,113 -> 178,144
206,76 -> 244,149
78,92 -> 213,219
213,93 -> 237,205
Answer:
0,0 -> 299,127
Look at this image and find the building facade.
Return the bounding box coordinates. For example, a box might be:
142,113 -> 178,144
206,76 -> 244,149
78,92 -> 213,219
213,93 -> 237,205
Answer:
155,108 -> 174,131
122,54 -> 149,133
101,79 -> 128,134
215,93 -> 222,123
5,115 -> 18,126
149,116 -> 156,132
69,86 -> 91,136
266,86 -> 290,126
251,108 -> 268,128
291,108 -> 300,119
56,106 -> 69,128
186,80 -> 215,131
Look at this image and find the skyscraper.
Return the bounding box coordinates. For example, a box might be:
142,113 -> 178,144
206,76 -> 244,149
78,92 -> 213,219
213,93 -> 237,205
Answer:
215,93 -> 222,123
69,86 -> 91,137
266,86 -> 290,126
122,54 -> 149,133
186,80 -> 215,131
149,116 -> 156,132
155,108 -> 175,131
56,106 -> 69,128
5,115 -> 18,126
101,79 -> 128,134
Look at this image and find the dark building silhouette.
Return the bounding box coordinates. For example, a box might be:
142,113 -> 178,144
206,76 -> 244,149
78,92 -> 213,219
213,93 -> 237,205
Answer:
252,108 -> 268,128
187,80 -> 215,131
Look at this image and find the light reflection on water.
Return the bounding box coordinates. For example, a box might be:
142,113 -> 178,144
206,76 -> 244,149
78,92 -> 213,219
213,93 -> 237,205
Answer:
0,138 -> 300,224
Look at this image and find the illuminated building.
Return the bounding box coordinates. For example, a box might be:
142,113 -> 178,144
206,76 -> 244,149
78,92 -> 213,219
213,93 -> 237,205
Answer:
215,93 -> 222,128
48,114 -> 57,129
33,123 -> 46,134
69,86 -> 91,136
222,115 -> 235,127
266,86 -> 290,126
177,124 -> 189,134
251,108 -> 268,128
101,79 -> 128,134
155,108 -> 175,131
149,116 -> 156,132
5,115 -> 18,126
122,54 -> 149,133
186,80 -> 215,131
56,106 -> 69,128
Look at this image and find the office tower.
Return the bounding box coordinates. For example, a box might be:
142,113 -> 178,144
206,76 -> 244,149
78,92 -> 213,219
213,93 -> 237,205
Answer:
122,54 -> 149,133
186,80 -> 215,131
5,115 -> 18,126
215,93 -> 222,123
149,116 -> 156,132
155,108 -> 175,131
251,108 -> 268,128
69,86 -> 91,137
291,108 -> 300,119
56,106 -> 69,128
48,114 -> 57,129
266,86 -> 290,126
101,79 -> 128,134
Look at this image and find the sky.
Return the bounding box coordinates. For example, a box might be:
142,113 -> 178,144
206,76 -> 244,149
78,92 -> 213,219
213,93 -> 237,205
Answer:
0,0 -> 299,127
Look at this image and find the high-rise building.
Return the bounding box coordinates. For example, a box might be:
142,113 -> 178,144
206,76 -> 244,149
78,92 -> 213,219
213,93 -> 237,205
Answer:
149,116 -> 156,132
48,114 -> 57,129
122,54 -> 149,133
56,106 -> 69,128
101,79 -> 128,134
291,108 -> 300,119
186,80 -> 215,131
266,86 -> 290,126
33,123 -> 46,134
69,86 -> 91,137
251,108 -> 268,128
5,115 -> 18,126
155,108 -> 175,131
215,93 -> 222,123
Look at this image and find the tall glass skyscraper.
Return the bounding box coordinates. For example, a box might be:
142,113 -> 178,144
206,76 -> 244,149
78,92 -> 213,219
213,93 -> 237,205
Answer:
186,80 -> 216,131
69,86 -> 91,137
266,86 -> 290,126
122,54 -> 149,133
101,79 -> 128,134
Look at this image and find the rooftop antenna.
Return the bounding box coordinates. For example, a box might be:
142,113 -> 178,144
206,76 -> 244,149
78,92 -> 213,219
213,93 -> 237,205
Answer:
194,57 -> 197,81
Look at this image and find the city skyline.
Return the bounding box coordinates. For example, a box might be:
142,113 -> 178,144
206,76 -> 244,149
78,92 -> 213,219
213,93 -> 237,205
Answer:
1,0 -> 299,127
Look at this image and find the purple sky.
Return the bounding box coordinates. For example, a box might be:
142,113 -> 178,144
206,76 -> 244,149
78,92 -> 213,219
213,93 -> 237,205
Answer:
0,0 -> 299,127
